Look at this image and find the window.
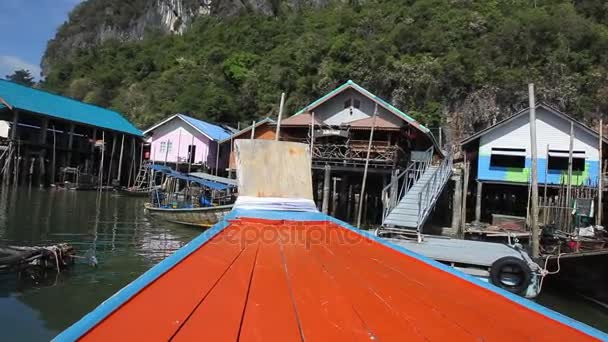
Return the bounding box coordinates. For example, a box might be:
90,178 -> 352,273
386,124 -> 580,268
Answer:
160,141 -> 173,154
547,149 -> 585,171
354,99 -> 361,109
344,98 -> 352,108
489,147 -> 526,168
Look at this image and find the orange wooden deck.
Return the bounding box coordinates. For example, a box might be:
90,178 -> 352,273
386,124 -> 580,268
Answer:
79,218 -> 600,341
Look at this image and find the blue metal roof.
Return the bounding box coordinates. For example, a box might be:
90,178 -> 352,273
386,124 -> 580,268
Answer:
178,114 -> 232,141
147,164 -> 234,190
0,80 -> 142,136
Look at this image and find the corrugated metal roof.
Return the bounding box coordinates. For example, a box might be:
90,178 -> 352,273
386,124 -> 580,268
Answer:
280,112 -> 321,126
218,117 -> 275,144
0,79 -> 142,136
347,116 -> 401,130
178,114 -> 232,141
144,114 -> 232,141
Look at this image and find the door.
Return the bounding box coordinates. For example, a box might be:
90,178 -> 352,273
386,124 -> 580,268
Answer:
188,145 -> 196,164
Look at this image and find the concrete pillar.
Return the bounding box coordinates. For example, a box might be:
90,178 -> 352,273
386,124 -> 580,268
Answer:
475,180 -> 483,223
451,171 -> 462,231
322,164 -> 331,214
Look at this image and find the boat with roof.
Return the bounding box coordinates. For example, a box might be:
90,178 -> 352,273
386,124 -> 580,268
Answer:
144,164 -> 236,227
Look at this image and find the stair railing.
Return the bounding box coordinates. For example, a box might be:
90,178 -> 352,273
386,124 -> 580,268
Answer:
381,146 -> 434,222
416,155 -> 453,230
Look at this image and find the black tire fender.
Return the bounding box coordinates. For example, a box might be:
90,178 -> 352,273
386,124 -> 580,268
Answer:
490,256 -> 532,296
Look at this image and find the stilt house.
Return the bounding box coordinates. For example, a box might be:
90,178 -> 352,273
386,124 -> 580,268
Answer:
0,79 -> 142,187
277,80 -> 450,227
460,103 -> 607,227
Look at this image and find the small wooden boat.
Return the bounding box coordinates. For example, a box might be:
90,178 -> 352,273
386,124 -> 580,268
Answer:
115,187 -> 152,197
55,141 -> 608,341
145,203 -> 233,227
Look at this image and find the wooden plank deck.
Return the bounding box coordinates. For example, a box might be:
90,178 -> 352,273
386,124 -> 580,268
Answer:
74,217 -> 602,341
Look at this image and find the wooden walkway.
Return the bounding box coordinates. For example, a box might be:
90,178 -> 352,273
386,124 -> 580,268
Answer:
73,217 -> 601,341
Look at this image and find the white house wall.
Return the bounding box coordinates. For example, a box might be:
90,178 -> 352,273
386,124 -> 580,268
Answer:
477,107 -> 600,185
313,88 -> 403,127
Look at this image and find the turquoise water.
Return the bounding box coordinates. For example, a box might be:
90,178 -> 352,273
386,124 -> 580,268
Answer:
0,187 -> 605,340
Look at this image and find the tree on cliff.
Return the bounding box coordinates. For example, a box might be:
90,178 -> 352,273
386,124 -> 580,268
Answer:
5,69 -> 35,87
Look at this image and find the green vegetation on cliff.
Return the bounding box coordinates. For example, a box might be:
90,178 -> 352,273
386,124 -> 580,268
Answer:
42,0 -> 608,136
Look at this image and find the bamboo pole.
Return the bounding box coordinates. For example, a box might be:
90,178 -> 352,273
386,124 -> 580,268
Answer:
310,112 -> 315,159
566,122 -> 574,230
599,119 -> 603,226
528,84 -> 540,258
357,104 -> 378,228
250,120 -> 256,139
275,92 -> 285,141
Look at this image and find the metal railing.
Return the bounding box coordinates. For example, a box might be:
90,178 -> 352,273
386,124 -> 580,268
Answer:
381,147 -> 434,222
416,155 -> 453,230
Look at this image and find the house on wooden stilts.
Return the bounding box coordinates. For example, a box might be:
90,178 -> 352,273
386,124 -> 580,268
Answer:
460,103 -> 608,234
276,80 -> 449,227
0,79 -> 143,188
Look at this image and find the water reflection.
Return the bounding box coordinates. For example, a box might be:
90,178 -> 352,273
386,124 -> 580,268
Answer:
0,187 -> 199,341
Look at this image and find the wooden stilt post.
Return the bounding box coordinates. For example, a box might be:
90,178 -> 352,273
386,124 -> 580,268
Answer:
275,92 -> 285,141
310,112 -> 315,159
51,124 -> 56,185
98,131 -> 105,191
452,169 -> 463,232
475,181 -> 483,223
66,123 -> 75,166
38,118 -> 48,186
107,134 -> 116,186
228,135 -> 233,178
565,122 -> 575,230
331,177 -> 338,217
188,134 -> 194,174
599,119 -> 603,226
128,137 -> 135,188
88,128 -> 97,174
215,142 -> 220,176
528,83 -> 540,259
461,153 -> 469,235
357,103 -> 378,228
117,134 -> 125,184
322,164 -> 331,214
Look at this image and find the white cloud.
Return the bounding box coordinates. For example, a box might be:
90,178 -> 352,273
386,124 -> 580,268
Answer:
0,55 -> 41,80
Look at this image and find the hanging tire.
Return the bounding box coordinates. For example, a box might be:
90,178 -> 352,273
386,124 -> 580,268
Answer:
489,256 -> 532,296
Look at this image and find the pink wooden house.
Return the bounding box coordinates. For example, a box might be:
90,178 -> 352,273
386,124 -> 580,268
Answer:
143,114 -> 233,171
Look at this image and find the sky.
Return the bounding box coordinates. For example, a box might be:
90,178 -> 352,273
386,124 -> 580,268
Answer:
0,0 -> 82,80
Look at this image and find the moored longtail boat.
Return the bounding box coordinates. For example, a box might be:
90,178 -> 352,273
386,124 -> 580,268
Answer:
144,168 -> 236,227
55,141 -> 608,341
145,203 -> 233,227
